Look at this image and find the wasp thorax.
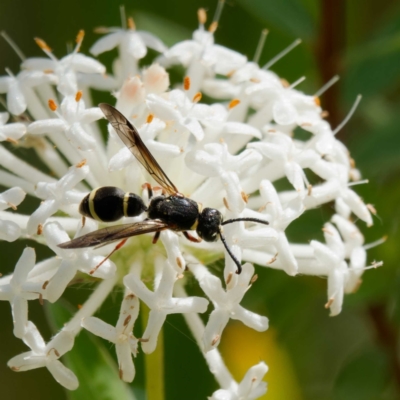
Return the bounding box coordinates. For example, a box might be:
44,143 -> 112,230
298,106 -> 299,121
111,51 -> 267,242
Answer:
197,208 -> 223,242
79,186 -> 147,222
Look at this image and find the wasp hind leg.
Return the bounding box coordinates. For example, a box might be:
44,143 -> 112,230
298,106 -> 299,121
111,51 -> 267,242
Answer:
183,231 -> 202,243
89,239 -> 128,275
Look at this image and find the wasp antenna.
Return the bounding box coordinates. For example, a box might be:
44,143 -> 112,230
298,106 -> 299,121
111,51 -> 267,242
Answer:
221,217 -> 269,226
219,231 -> 242,274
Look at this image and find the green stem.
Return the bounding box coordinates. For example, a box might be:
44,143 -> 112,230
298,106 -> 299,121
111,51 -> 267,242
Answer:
141,303 -> 165,400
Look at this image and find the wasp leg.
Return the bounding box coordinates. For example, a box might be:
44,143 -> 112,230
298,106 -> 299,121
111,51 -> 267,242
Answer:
89,239 -> 128,275
152,231 -> 161,244
183,231 -> 202,243
142,182 -> 153,200
82,216 -> 86,228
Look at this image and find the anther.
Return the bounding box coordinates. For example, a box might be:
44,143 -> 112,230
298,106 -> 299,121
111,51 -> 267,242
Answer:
228,99 -> 240,109
226,271 -> 233,285
366,204 -> 377,215
314,97 -> 321,107
7,202 -> 17,211
241,191 -> 249,203
208,21 -> 218,33
76,159 -> 87,168
34,37 -> 52,52
198,8 -> 207,25
146,114 -> 154,123
223,197 -> 230,210
250,274 -> 258,284
192,92 -> 202,103
325,298 -> 334,309
211,335 -> 220,346
48,99 -> 57,111
123,315 -> 131,326
75,30 -> 85,46
42,280 -> 49,290
184,76 -> 191,91
75,91 -> 83,102
127,17 -> 136,30
37,224 -> 43,235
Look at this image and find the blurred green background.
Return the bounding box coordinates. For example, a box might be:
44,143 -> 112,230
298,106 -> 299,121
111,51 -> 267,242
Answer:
0,0 -> 399,399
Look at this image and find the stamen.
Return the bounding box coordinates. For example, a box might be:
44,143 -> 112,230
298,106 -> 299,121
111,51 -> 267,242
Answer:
253,29 -> 268,64
120,5 -> 127,30
4,67 -> 14,78
366,204 -> 377,215
1,31 -> 26,61
34,37 -> 52,53
351,261 -> 383,271
347,179 -> 368,187
75,90 -> 83,102
76,30 -> 85,45
333,94 -> 362,136
127,17 -> 136,31
262,38 -> 302,70
212,0 -> 225,26
314,97 -> 321,107
198,8 -> 207,25
228,99 -> 240,109
363,236 -> 387,251
192,92 -> 202,103
146,114 -> 154,123
288,76 -> 306,90
250,274 -> 258,284
314,75 -> 340,98
94,26 -> 110,34
184,76 -> 191,91
48,99 -> 58,111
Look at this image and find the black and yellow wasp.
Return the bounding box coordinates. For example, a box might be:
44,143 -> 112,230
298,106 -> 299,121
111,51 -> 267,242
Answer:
59,104 -> 269,273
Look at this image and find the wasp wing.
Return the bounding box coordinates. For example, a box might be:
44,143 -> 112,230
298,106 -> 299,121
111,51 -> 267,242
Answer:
58,220 -> 168,249
99,103 -> 179,195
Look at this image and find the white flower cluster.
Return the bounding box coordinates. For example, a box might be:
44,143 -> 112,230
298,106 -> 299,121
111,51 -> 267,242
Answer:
0,4 -> 382,398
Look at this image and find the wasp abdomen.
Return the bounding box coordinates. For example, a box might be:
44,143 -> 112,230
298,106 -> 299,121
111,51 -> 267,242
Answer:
79,186 -> 146,222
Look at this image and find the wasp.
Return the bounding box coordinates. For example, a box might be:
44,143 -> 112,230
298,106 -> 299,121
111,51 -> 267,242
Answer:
59,104 -> 269,274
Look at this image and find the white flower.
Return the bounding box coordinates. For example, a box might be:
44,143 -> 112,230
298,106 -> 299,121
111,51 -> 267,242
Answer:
0,4 -> 380,396
0,70 -> 56,115
43,221 -> 116,302
0,248 -> 42,338
210,362 -> 268,400
0,112 -> 26,141
82,292 -> 139,382
26,163 -> 89,235
124,259 -> 209,353
0,187 -> 26,241
8,321 -> 78,390
22,34 -> 105,96
28,95 -> 103,151
190,262 -> 268,352
91,20 -> 166,83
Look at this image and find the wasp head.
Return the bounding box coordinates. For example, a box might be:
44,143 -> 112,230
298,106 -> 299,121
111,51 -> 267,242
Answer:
197,208 -> 223,242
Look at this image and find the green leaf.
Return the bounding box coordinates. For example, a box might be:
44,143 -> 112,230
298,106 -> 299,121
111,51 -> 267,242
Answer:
333,348 -> 389,400
45,300 -> 136,400
235,0 -> 316,39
